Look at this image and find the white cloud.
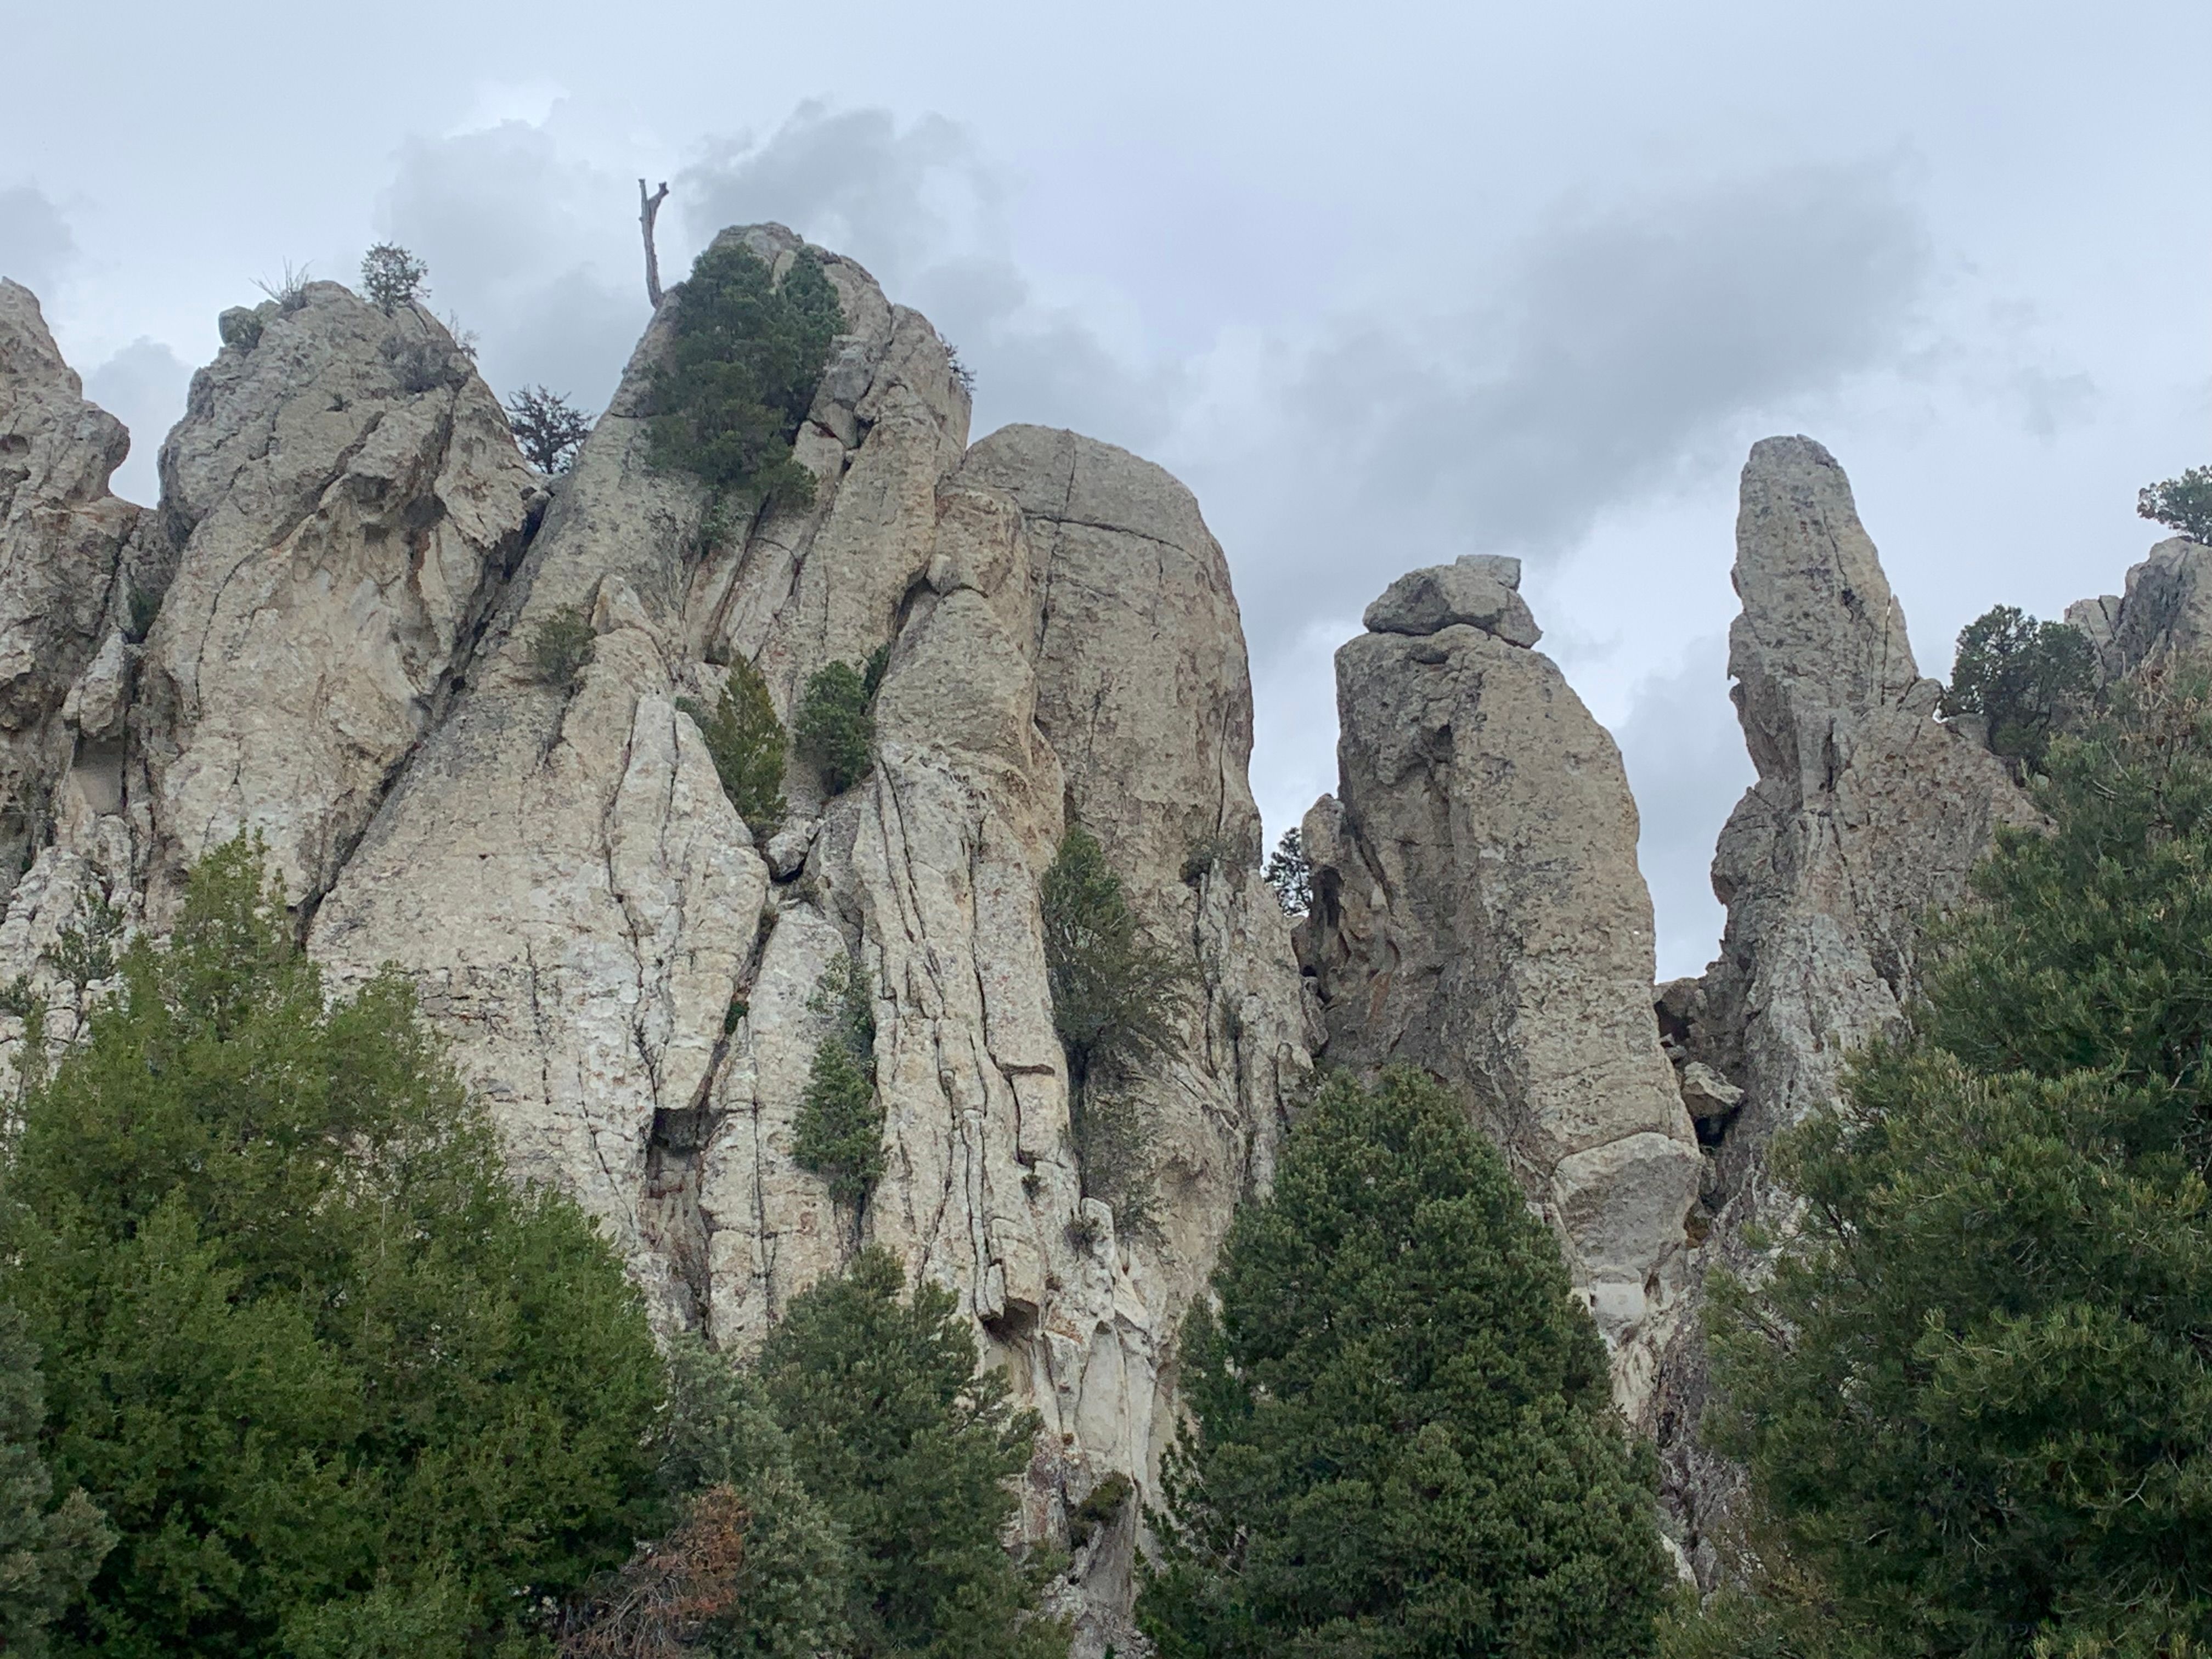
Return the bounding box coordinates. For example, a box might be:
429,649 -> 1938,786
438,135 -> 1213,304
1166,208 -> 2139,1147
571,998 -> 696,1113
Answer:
85,337 -> 191,506
0,185 -> 75,299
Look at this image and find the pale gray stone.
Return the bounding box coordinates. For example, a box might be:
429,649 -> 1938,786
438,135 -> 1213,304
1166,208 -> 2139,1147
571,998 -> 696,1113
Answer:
1361,552 -> 1541,645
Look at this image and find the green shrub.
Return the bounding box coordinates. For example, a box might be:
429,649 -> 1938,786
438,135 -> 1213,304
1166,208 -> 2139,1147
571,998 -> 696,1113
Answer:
358,243 -> 428,314
647,240 -> 845,511
1942,602 -> 2099,772
2140,464 -> 2212,543
1066,1471 -> 1132,1552
793,661 -> 874,794
759,1249 -> 1069,1658
1705,664 -> 2212,1652
529,602 -> 596,695
679,659 -> 788,837
40,889 -> 123,992
123,585 -> 160,643
0,837 -> 667,1657
1138,1068 -> 1671,1657
1042,826 -> 1189,1233
0,1304 -> 114,1657
792,956 -> 883,1207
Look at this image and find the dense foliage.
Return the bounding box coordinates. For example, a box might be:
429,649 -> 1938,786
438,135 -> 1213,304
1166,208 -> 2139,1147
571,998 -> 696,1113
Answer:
792,956 -> 884,1209
1139,1068 -> 1671,1658
0,839 -> 667,1658
793,661 -> 876,795
2140,464 -> 2212,544
0,1307 -> 112,1658
1705,663 -> 2212,1655
755,1249 -> 1067,1659
506,386 -> 592,474
679,661 -> 788,838
1040,826 -> 1189,1235
647,240 -> 844,511
1942,603 -> 2099,772
360,243 -> 430,314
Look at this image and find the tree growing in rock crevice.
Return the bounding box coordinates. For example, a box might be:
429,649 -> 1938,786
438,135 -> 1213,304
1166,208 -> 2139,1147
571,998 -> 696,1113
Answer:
679,658 -> 788,838
793,660 -> 877,795
792,955 -> 883,1209
506,385 -> 593,474
1041,825 -> 1191,1238
2140,463 -> 2212,544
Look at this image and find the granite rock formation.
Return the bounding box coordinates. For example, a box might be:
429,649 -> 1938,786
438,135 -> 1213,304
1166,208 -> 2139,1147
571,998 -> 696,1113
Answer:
0,230 -> 1307,1655
2067,534 -> 2212,682
1300,554 -> 1700,1420
1652,436 -> 2034,1583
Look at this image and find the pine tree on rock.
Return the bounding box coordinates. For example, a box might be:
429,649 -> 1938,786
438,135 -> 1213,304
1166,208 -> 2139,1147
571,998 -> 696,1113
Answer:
1139,1068 -> 1672,1659
758,1248 -> 1068,1659
0,837 -> 666,1659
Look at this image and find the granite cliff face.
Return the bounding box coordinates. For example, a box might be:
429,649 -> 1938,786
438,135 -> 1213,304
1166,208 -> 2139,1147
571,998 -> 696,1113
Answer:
1299,554 -> 1700,1421
1650,436 -> 2034,1581
0,231 -> 1307,1654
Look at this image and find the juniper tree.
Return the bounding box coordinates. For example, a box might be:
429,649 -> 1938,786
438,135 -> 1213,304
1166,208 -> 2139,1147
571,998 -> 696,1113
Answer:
2139,464 -> 2212,544
679,659 -> 788,837
1705,663 -> 2212,1655
1139,1068 -> 1671,1658
0,838 -> 665,1658
0,1306 -> 112,1657
757,1249 -> 1068,1659
359,243 -> 429,314
647,240 -> 844,510
1942,603 -> 2098,772
1040,826 -> 1190,1235
793,661 -> 874,794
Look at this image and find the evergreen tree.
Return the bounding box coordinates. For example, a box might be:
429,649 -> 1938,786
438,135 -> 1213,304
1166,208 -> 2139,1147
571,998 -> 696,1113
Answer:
2139,464 -> 2212,544
1706,663 -> 2212,1654
1139,1068 -> 1671,1658
505,385 -> 593,474
679,659 -> 788,837
793,661 -> 875,794
758,1249 -> 1068,1659
648,241 -> 844,510
0,838 -> 665,1658
0,1306 -> 113,1657
1942,603 -> 2098,772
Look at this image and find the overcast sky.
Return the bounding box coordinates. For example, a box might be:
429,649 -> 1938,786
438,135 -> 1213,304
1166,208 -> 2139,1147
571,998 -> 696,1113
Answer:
7,0 -> 2207,975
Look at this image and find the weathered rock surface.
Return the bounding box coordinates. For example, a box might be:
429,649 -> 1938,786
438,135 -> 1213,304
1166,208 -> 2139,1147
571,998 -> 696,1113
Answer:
0,281 -> 149,894
2066,535 -> 2212,681
1653,436 -> 2034,1583
132,283 -> 539,915
1300,556 -> 1698,1419
1362,551 -> 1541,646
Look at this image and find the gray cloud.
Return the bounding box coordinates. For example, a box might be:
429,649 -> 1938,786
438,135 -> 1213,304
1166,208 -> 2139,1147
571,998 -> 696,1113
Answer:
85,338 -> 192,506
376,121 -> 644,414
0,185 -> 75,299
680,105 -> 1180,452
1611,635 -> 1754,979
1187,161 -> 1932,653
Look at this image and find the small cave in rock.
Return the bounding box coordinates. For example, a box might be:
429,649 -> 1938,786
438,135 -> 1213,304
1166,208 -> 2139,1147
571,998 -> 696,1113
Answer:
640,1103 -> 720,1330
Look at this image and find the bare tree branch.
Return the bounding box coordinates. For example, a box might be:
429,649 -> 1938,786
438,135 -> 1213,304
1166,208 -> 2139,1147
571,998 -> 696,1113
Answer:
639,179 -> 670,308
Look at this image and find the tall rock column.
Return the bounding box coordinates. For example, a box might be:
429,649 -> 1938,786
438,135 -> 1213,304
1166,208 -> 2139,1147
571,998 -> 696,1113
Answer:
1655,436 -> 2034,1581
1301,554 -> 1700,1419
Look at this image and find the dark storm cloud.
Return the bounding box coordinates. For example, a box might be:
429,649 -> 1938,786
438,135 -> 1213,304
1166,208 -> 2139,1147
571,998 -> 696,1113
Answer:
0,186 -> 76,300
1212,161 -> 1934,648
86,338 -> 191,506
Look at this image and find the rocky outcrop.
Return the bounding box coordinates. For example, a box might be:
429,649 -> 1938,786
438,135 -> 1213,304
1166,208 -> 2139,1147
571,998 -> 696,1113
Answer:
0,281 -> 151,896
2066,535 -> 2212,681
1654,436 -> 2034,1582
132,283 -> 541,916
291,228 -> 1306,1655
1300,554 -> 1699,1420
